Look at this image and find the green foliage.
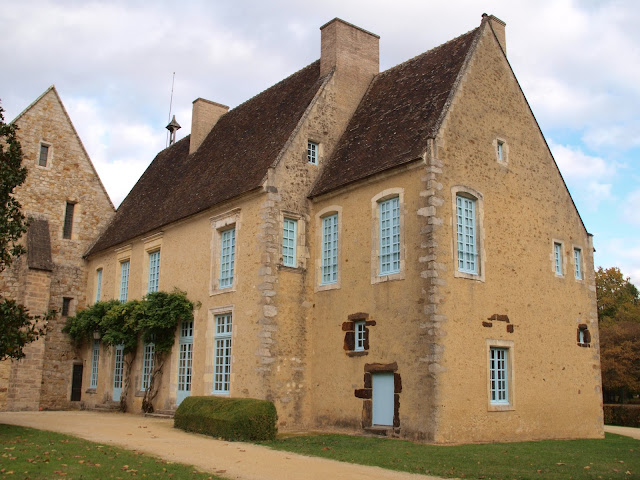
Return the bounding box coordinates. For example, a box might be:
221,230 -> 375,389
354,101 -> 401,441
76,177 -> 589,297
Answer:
0,103 -> 28,272
139,290 -> 194,354
596,266 -> 640,322
100,300 -> 144,353
0,297 -> 53,361
265,433 -> 640,479
62,300 -> 119,345
175,396 -> 278,442
604,404 -> 640,427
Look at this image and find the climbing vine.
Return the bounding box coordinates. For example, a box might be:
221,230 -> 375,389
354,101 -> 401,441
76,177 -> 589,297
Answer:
63,290 -> 194,413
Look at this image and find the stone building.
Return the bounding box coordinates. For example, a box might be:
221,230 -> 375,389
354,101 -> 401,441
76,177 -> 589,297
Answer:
0,86 -> 115,411
82,14 -> 601,442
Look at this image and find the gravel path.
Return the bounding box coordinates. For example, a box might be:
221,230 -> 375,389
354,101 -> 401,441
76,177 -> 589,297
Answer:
0,410 -> 445,480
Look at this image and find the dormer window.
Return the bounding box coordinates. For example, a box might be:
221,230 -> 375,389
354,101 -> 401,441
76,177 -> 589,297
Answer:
308,141 -> 318,165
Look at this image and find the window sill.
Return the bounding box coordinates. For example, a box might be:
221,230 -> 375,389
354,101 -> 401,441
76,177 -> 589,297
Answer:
577,343 -> 591,348
372,271 -> 405,285
454,270 -> 484,282
85,388 -> 97,395
210,285 -> 236,296
278,264 -> 305,273
347,351 -> 369,358
316,281 -> 340,292
488,403 -> 514,412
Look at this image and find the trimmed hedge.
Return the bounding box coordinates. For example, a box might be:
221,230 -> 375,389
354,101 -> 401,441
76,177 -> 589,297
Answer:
174,396 -> 277,441
604,404 -> 640,427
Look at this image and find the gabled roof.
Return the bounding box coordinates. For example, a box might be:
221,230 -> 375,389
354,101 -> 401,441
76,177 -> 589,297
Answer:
88,61 -> 327,256
310,27 -> 480,197
12,85 -> 115,211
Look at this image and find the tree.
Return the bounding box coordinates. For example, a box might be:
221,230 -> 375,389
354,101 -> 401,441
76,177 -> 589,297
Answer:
596,266 -> 640,403
0,102 -> 50,361
595,266 -> 639,322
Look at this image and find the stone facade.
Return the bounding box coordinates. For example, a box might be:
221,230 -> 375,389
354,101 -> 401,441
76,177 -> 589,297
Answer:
78,16 -> 601,443
0,86 -> 115,411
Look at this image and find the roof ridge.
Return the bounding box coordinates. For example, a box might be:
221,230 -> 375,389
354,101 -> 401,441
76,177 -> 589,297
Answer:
376,26 -> 480,79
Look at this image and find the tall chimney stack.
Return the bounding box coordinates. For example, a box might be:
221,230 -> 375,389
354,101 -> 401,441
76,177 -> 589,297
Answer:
483,13 -> 507,55
190,98 -> 229,154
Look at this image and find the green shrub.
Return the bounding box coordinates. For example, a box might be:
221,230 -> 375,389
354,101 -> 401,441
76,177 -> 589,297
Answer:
174,396 -> 277,441
604,404 -> 640,427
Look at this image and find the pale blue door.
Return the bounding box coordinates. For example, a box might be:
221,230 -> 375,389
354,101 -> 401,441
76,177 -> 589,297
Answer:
372,372 -> 394,426
176,321 -> 193,406
113,345 -> 124,402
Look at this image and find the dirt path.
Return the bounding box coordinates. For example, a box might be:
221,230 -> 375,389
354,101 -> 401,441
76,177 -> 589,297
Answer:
0,411 -> 445,480
604,425 -> 640,440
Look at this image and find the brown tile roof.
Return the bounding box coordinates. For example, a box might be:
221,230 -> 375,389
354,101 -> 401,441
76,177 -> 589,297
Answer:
310,27 -> 480,197
88,61 -> 326,256
27,218 -> 53,271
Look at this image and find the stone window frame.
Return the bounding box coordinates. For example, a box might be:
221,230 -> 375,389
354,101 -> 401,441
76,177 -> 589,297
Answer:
552,239 -> 565,277
204,304 -> 235,395
61,297 -> 73,317
307,140 -> 320,165
494,137 -> 508,165
95,267 -> 103,303
278,210 -> 307,270
38,141 -> 52,168
486,339 -> 515,412
451,186 -> 485,282
115,245 -> 132,302
371,188 -> 406,284
315,205 -> 342,292
354,362 -> 402,431
572,245 -> 584,282
343,312 -> 376,357
62,200 -> 77,240
142,232 -> 163,294
577,323 -> 591,348
210,209 -> 241,296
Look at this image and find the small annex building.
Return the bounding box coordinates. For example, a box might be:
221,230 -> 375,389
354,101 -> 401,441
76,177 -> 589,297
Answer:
0,86 -> 115,411
58,15 -> 602,443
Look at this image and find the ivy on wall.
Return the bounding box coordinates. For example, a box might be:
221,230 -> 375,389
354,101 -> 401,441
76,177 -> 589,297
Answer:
63,290 -> 195,413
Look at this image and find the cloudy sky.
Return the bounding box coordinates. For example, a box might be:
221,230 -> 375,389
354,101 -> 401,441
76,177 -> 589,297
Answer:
1,0 -> 638,283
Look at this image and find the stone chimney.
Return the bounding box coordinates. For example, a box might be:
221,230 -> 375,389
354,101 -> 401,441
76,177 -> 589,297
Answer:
320,18 -> 379,79
483,13 -> 506,55
190,98 -> 229,154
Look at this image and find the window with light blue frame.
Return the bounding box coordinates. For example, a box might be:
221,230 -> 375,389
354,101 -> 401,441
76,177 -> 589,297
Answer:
379,197 -> 400,275
219,228 -> 236,288
90,339 -> 100,389
554,242 -> 563,276
321,214 -> 338,285
119,260 -> 130,302
213,313 -> 233,394
490,347 -> 508,404
574,248 -> 582,280
282,218 -> 297,267
141,342 -> 155,391
95,268 -> 102,302
307,141 -> 318,165
354,321 -> 366,352
148,250 -> 160,293
456,195 -> 478,274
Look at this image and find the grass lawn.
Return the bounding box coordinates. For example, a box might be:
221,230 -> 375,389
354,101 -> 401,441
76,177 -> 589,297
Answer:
264,432 -> 640,480
0,424 -> 223,480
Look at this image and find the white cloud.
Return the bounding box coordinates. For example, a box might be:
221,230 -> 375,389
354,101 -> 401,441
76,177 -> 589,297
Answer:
622,190 -> 640,226
583,123 -> 640,151
548,140 -> 615,180
598,238 -> 640,287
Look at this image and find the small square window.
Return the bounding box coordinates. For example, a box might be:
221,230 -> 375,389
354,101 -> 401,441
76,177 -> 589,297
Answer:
307,141 -> 318,165
62,297 -> 72,316
39,144 -> 49,167
354,321 -> 366,351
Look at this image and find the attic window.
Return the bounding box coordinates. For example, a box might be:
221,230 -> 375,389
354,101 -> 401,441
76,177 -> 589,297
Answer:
39,143 -> 50,167
496,139 -> 507,164
308,141 -> 318,165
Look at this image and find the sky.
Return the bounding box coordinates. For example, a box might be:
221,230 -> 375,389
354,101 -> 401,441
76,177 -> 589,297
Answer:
1,0 -> 638,284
